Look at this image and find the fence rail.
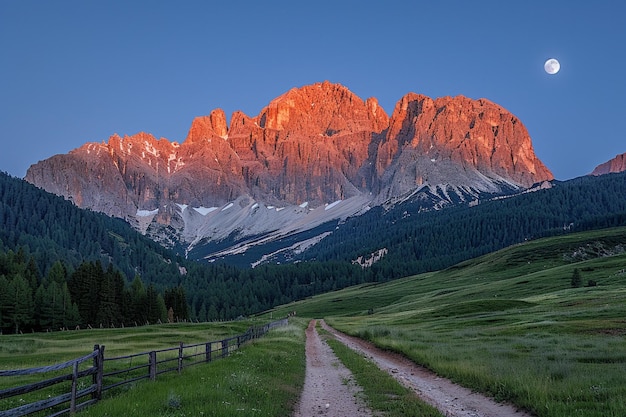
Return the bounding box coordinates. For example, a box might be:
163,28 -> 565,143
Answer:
0,318 -> 288,417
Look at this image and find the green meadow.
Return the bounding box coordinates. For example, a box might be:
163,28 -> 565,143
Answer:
0,321 -> 256,369
2,227 -> 626,416
269,227 -> 626,417
0,320 -> 305,416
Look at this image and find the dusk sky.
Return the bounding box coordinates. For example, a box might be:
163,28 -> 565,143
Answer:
1,1 -> 624,181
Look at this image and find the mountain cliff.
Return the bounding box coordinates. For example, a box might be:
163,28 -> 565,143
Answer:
591,152 -> 626,176
25,81 -> 553,263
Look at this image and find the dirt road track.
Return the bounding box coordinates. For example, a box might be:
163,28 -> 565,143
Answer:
320,320 -> 534,417
292,320 -> 374,417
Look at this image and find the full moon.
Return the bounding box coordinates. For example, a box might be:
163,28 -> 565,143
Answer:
544,58 -> 560,74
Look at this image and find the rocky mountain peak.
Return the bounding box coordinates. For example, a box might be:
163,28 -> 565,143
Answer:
258,81 -> 388,135
591,152 -> 626,176
25,81 -> 554,261
186,109 -> 229,143
375,93 -> 551,197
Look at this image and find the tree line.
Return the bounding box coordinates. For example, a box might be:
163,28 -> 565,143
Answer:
2,170 -> 626,332
0,247 -> 189,334
300,173 -> 626,278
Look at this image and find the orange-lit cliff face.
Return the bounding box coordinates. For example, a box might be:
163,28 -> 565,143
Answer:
591,153 -> 626,176
25,81 -> 553,226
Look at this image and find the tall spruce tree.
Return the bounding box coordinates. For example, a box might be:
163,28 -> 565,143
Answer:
6,275 -> 34,334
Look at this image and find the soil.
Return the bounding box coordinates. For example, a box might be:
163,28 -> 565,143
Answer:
293,319 -> 535,417
292,319 -> 375,417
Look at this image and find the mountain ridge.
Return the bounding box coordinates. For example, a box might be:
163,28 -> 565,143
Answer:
591,152 -> 626,176
25,81 -> 553,263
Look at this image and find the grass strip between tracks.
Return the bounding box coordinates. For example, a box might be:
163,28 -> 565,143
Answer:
321,327 -> 444,417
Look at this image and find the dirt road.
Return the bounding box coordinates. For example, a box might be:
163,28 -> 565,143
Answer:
320,320 -> 534,417
292,320 -> 374,417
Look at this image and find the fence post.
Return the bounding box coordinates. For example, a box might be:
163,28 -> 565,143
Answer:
178,342 -> 184,374
149,351 -> 157,381
221,339 -> 228,358
70,360 -> 79,415
93,344 -> 104,402
205,342 -> 212,363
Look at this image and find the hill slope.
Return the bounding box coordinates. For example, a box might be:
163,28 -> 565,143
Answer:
267,227 -> 626,416
296,172 -> 626,276
3,169 -> 626,323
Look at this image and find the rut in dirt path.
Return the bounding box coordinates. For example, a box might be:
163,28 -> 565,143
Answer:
321,320 -> 534,417
292,320 -> 374,417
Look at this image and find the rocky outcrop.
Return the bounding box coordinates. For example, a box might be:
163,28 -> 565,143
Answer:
25,81 -> 553,250
374,94 -> 552,199
591,153 -> 626,176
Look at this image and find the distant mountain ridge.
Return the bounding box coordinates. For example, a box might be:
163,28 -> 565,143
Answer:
25,81 -> 553,264
591,152 -> 626,176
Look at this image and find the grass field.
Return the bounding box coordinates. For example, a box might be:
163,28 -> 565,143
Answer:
0,319 -> 305,416
3,227 -> 626,416
0,321 -> 259,370
81,321 -> 306,417
268,227 -> 626,417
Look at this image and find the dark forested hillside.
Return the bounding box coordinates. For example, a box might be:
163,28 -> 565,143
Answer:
0,172 -> 367,330
0,171 -> 196,332
0,171 -> 185,282
2,170 -> 626,332
301,173 -> 626,279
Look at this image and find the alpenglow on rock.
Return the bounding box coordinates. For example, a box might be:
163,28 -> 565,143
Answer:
25,81 -> 553,263
591,152 -> 626,176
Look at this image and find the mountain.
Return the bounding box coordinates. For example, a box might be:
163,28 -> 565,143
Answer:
0,170 -> 187,285
25,81 -> 553,264
297,172 -> 626,275
4,167 -> 626,324
591,152 -> 626,176
0,171 -> 368,321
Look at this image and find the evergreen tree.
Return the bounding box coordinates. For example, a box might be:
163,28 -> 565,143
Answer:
46,260 -> 67,286
144,284 -> 166,324
34,284 -> 53,330
96,271 -> 122,327
164,286 -> 189,322
5,275 -> 34,333
24,257 -> 40,292
68,261 -> 103,326
0,275 -> 9,332
61,283 -> 82,329
129,275 -> 148,324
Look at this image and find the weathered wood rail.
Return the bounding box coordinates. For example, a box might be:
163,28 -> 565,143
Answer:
0,318 -> 288,417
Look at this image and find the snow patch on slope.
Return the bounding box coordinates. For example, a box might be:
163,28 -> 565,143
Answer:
177,194 -> 373,263
325,200 -> 342,211
194,206 -> 218,215
137,209 -> 159,217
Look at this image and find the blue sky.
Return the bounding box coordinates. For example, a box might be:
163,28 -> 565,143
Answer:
1,1 -> 624,181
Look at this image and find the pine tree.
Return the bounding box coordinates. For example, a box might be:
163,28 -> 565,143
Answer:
0,275 -> 9,332
144,284 -> 165,324
34,284 -> 52,330
61,283 -> 81,329
129,275 -> 148,324
96,272 -> 121,327
46,261 -> 67,286
68,261 -> 104,326
164,286 -> 187,322
6,275 -> 34,333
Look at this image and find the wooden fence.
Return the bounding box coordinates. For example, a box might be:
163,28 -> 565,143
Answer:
0,318 -> 288,417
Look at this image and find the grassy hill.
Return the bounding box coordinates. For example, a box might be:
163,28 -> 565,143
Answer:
3,227 -> 624,416
266,227 -> 626,417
